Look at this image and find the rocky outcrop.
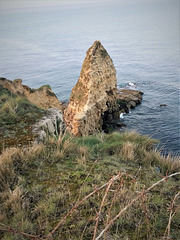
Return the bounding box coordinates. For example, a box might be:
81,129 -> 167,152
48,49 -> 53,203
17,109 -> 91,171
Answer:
117,89 -> 143,113
64,41 -> 119,136
0,78 -> 63,110
33,108 -> 64,142
0,42 -> 144,140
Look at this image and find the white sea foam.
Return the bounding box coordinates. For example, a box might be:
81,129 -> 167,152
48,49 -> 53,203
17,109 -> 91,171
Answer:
120,113 -> 125,119
128,82 -> 135,87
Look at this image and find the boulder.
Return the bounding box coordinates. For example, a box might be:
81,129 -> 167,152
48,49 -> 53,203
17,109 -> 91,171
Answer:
33,108 -> 64,142
64,41 -> 119,136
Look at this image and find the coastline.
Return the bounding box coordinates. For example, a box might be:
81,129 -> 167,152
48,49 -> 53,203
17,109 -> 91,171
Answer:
0,77 -> 143,149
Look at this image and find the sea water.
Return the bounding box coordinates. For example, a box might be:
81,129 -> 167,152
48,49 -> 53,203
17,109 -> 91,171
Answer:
0,0 -> 179,155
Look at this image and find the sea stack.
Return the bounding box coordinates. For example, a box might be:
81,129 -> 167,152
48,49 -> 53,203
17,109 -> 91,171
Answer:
64,40 -> 119,136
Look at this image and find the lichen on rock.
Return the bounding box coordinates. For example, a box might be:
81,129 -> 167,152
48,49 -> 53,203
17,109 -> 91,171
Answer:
64,40 -> 119,136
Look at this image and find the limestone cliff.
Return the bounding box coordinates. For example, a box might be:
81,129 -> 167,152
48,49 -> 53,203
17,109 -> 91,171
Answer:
64,41 -> 119,136
0,78 -> 63,110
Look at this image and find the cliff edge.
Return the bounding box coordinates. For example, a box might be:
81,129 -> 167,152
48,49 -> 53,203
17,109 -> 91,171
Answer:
0,78 -> 63,110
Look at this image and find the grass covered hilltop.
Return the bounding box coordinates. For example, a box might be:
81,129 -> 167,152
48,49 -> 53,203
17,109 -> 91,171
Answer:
0,117 -> 180,239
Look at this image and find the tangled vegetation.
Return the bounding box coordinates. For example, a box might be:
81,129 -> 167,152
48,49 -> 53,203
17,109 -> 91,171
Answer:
0,131 -> 179,240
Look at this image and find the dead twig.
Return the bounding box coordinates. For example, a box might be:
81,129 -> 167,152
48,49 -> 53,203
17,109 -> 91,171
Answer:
95,172 -> 180,240
165,191 -> 180,238
93,175 -> 114,240
46,173 -> 122,239
106,173 -> 124,223
80,222 -> 88,240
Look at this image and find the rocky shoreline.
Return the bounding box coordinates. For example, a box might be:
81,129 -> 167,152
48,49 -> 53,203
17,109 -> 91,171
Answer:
0,80 -> 143,144
31,87 -> 143,140
117,88 -> 143,113
63,41 -> 143,136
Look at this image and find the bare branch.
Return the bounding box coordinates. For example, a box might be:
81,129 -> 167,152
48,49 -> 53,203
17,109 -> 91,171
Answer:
106,173 -> 123,223
95,172 -> 180,240
93,175 -> 114,240
165,191 -> 180,238
46,173 -> 122,239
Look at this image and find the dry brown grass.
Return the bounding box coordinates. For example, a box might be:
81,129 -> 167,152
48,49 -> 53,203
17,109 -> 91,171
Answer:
76,145 -> 89,166
4,186 -> 22,213
158,153 -> 180,172
52,135 -> 79,160
0,147 -> 21,165
24,143 -> 44,161
0,147 -> 22,192
121,141 -> 136,161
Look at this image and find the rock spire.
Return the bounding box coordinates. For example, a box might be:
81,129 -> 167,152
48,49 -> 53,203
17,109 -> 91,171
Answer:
64,40 -> 119,136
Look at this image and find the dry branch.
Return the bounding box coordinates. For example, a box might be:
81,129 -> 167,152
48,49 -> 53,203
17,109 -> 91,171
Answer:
46,173 -> 122,239
95,172 -> 180,240
93,175 -> 114,240
107,173 -> 124,223
165,191 -> 180,238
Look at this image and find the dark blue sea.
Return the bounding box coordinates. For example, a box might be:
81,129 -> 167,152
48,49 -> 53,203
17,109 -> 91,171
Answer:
0,0 -> 179,155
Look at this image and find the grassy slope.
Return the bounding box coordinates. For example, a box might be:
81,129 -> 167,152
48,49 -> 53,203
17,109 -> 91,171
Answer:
0,85 -> 46,151
0,132 -> 179,240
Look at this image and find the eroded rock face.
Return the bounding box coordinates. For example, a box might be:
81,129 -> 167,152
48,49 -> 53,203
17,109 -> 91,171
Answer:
0,78 -> 63,110
64,41 -> 119,136
33,108 -> 65,142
